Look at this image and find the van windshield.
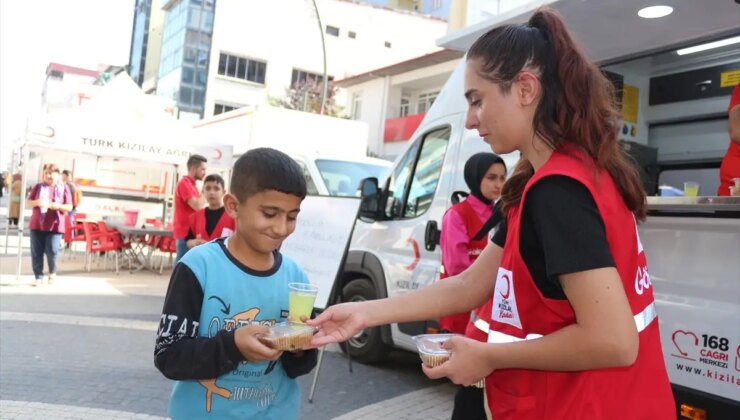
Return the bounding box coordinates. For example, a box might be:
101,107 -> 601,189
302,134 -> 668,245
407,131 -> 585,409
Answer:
315,159 -> 391,197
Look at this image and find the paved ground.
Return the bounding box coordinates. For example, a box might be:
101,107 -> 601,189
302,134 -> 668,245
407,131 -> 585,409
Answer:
0,245 -> 455,419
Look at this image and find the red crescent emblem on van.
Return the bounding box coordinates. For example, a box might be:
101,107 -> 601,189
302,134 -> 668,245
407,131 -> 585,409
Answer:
213,148 -> 223,160
404,238 -> 420,271
500,274 -> 511,299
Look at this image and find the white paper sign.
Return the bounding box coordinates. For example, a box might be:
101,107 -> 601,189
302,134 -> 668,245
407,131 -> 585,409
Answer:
280,196 -> 361,309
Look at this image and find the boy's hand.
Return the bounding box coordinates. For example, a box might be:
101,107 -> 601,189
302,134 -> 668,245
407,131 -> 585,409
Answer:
234,324 -> 283,362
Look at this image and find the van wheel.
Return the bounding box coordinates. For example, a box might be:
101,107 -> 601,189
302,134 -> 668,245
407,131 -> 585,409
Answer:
340,278 -> 391,363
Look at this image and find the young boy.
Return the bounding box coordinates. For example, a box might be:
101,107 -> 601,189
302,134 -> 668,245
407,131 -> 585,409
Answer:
155,148 -> 318,419
185,174 -> 235,249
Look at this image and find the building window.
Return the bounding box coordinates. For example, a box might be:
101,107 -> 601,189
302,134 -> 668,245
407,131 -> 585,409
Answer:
291,69 -> 333,88
214,103 -> 239,115
432,0 -> 443,10
399,97 -> 410,117
417,91 -> 439,114
49,70 -> 64,80
326,25 -> 339,37
348,31 -> 356,39
217,53 -> 267,84
384,41 -> 392,48
352,93 -> 362,120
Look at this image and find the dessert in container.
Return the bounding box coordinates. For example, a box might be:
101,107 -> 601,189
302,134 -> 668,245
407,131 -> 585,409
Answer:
260,321 -> 316,351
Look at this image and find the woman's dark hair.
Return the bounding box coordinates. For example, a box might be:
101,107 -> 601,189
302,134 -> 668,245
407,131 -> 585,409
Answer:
467,7 -> 647,220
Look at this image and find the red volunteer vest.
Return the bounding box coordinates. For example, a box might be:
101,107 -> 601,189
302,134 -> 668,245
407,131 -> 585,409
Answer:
189,208 -> 235,242
439,199 -> 489,335
479,148 -> 674,419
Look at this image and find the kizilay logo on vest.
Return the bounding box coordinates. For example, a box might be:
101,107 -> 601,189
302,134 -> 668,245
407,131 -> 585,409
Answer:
492,268 -> 523,329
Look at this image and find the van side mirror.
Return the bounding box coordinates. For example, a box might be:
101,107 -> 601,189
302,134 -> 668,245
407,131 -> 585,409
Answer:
358,177 -> 381,221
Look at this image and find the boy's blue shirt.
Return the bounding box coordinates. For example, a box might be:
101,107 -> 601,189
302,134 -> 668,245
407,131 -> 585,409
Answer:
168,239 -> 308,420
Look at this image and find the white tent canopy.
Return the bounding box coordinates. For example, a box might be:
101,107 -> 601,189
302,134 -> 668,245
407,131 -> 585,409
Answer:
24,73 -> 232,168
10,72 -> 232,280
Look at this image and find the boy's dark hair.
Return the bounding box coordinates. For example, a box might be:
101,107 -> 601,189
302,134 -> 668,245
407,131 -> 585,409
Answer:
187,154 -> 207,169
230,148 -> 307,202
62,169 -> 72,177
204,174 -> 225,190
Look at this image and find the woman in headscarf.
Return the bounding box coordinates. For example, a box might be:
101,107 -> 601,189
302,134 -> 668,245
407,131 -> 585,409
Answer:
439,152 -> 506,420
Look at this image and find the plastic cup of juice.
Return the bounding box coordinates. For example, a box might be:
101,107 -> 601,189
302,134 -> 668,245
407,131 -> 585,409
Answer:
684,181 -> 699,197
288,283 -> 318,323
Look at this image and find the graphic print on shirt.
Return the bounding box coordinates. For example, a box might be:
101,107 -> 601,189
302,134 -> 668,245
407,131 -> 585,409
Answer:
633,217 -> 652,296
491,267 -> 522,329
199,298 -> 280,413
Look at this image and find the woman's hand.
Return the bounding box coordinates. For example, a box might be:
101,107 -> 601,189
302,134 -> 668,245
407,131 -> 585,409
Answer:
307,302 -> 369,347
422,336 -> 495,386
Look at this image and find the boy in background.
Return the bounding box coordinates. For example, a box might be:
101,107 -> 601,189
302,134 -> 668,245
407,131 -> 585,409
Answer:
185,174 -> 235,249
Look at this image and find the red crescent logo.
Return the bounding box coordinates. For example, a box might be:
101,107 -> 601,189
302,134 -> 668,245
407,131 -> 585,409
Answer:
499,274 -> 511,299
404,237 -> 420,271
213,148 -> 223,160
32,126 -> 55,138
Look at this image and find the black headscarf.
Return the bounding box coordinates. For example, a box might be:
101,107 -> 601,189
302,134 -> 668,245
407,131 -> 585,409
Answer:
463,153 -> 506,205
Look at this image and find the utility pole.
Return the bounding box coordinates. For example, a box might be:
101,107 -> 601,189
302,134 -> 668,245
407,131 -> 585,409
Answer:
310,0 -> 328,115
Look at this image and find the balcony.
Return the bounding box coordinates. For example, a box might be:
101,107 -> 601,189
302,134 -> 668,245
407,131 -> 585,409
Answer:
384,113 -> 425,143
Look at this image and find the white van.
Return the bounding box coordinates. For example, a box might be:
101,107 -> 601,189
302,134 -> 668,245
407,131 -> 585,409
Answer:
332,2 -> 739,417
293,154 -> 392,197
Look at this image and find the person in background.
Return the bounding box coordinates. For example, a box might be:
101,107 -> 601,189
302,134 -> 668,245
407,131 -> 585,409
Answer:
439,152 -> 506,420
439,153 -> 507,336
8,173 -> 22,227
185,174 -> 235,249
62,170 -> 82,245
718,83 -> 740,196
27,164 -> 72,286
173,154 -> 207,262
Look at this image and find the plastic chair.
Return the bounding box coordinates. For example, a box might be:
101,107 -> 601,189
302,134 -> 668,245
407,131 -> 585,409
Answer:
63,214 -> 87,258
82,222 -> 122,273
157,236 -> 178,274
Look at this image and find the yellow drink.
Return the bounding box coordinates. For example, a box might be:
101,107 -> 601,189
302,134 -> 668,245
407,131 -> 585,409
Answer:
289,292 -> 317,322
684,182 -> 699,197
288,282 -> 318,323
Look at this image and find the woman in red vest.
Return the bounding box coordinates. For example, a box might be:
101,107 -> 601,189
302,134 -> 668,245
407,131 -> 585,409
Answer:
310,7 -> 675,419
185,174 -> 235,248
439,152 -> 506,420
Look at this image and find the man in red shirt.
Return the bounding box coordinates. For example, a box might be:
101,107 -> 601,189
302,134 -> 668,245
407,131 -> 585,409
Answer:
718,83 -> 740,196
174,154 -> 207,262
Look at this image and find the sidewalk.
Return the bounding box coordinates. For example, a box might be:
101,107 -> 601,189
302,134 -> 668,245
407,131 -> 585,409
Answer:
0,250 -> 170,297
0,251 -> 457,419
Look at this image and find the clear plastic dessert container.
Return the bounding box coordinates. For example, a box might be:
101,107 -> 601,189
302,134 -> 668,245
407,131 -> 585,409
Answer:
260,321 -> 316,351
412,333 -> 459,368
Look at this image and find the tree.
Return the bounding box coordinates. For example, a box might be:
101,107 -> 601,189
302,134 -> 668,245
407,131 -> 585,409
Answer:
270,78 -> 344,117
